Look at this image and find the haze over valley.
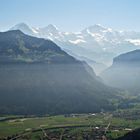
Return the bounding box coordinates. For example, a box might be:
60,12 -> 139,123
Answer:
1,0 -> 140,139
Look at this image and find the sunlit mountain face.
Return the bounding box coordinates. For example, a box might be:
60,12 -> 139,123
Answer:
10,23 -> 140,74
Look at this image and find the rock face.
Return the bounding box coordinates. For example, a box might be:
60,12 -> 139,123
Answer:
101,50 -> 140,94
0,30 -> 117,115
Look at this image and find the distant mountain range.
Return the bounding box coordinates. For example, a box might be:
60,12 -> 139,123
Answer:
0,30 -> 119,115
10,23 -> 140,74
101,49 -> 140,94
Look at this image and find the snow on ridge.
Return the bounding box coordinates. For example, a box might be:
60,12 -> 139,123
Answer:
126,39 -> 140,46
69,39 -> 86,44
102,28 -> 113,33
64,32 -> 71,35
86,29 -> 106,42
10,23 -> 140,48
31,27 -> 39,34
76,35 -> 84,39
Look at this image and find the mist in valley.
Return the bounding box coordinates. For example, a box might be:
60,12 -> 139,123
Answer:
0,0 -> 140,140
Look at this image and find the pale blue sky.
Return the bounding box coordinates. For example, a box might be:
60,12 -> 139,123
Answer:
0,0 -> 140,31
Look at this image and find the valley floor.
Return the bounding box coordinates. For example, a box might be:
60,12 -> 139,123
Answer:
0,110 -> 140,140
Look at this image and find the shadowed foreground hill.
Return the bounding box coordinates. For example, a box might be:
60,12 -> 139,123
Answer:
0,30 -> 118,115
116,128 -> 140,140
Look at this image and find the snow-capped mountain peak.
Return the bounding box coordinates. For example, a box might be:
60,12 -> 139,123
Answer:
87,24 -> 106,31
10,23 -> 34,35
9,23 -> 140,70
11,22 -> 29,30
41,24 -> 58,32
82,24 -> 113,34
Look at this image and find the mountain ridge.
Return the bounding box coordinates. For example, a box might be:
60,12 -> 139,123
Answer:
0,30 -> 119,115
9,23 -> 140,74
101,49 -> 140,94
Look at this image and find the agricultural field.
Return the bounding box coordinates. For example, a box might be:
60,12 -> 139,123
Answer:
0,111 -> 140,140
